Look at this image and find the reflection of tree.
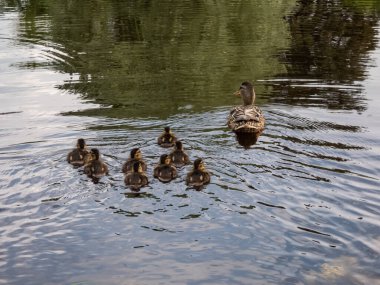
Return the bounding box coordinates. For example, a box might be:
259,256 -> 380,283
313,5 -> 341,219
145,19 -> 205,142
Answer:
269,83 -> 367,112
14,0 -> 296,118
282,0 -> 379,82
272,0 -> 380,112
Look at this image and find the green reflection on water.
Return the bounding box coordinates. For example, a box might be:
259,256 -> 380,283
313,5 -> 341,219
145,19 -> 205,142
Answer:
7,0 -> 380,118
343,0 -> 380,11
13,0 -> 297,118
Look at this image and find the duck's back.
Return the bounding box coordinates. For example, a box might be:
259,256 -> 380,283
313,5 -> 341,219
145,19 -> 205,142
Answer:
228,105 -> 265,133
154,165 -> 177,182
186,169 -> 210,186
67,149 -> 88,166
125,172 -> 148,190
158,133 -> 176,147
85,160 -> 108,178
170,150 -> 190,167
122,159 -> 147,173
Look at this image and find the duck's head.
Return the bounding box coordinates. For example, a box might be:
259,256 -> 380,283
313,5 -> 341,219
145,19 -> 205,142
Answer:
77,138 -> 86,149
91,148 -> 100,160
175,141 -> 183,150
193,158 -> 206,171
132,161 -> 143,173
131,148 -> 142,160
160,154 -> 171,165
234,81 -> 255,106
164,126 -> 171,134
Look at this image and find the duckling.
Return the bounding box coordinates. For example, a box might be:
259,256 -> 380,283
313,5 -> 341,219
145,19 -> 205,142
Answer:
153,154 -> 177,183
186,158 -> 210,188
169,141 -> 190,168
67,138 -> 89,167
84,148 -> 109,179
124,161 -> 149,191
157,126 -> 177,148
122,148 -> 147,174
227,81 -> 265,133
83,151 -> 96,166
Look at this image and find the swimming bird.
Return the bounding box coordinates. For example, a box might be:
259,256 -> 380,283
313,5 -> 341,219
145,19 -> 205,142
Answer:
124,161 -> 149,191
122,148 -> 147,174
169,141 -> 190,168
157,126 -> 177,148
67,138 -> 90,167
227,81 -> 265,133
83,150 -> 95,166
186,158 -> 210,188
84,148 -> 109,179
153,154 -> 178,183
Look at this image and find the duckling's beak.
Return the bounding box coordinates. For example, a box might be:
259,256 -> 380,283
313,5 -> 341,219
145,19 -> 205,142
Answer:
234,90 -> 241,97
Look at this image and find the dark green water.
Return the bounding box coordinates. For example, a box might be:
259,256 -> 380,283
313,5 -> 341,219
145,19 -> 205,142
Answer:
1,0 -> 380,284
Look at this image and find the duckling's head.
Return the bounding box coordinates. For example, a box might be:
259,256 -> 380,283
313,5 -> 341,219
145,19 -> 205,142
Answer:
132,161 -> 142,173
164,126 -> 171,133
234,81 -> 255,106
160,154 -> 171,165
193,158 -> 205,170
77,138 -> 86,149
91,148 -> 100,160
175,141 -> 183,150
131,148 -> 142,159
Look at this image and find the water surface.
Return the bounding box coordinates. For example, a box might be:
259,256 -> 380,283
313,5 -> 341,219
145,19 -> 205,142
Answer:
1,1 -> 380,284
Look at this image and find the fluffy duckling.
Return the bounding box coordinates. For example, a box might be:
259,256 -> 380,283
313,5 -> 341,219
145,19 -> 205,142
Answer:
67,138 -> 89,167
124,161 -> 149,191
186,158 -> 210,188
84,148 -> 109,179
169,141 -> 190,168
227,81 -> 265,133
153,154 -> 177,183
157,126 -> 177,148
122,148 -> 147,174
83,151 -> 96,165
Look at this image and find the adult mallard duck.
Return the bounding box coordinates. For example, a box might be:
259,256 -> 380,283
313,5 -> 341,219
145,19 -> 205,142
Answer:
84,148 -> 109,179
186,158 -> 210,188
227,81 -> 265,133
169,141 -> 190,168
153,154 -> 177,183
67,138 -> 89,167
124,161 -> 149,191
122,148 -> 147,174
157,126 -> 177,148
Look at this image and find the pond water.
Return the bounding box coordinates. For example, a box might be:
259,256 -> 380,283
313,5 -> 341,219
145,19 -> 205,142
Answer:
1,0 -> 380,284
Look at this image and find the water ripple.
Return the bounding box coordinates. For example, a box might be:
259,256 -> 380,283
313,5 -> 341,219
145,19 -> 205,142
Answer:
1,108 -> 379,285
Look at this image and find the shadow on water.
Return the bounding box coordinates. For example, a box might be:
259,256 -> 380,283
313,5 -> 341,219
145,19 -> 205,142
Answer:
234,131 -> 262,149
